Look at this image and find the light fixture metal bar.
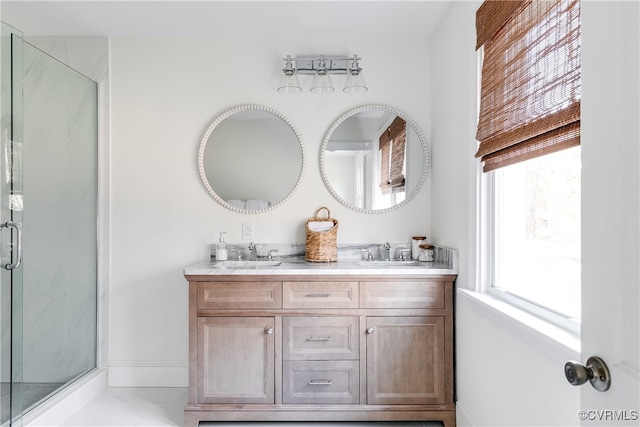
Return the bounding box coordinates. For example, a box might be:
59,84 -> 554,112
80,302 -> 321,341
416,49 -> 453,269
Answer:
284,55 -> 359,75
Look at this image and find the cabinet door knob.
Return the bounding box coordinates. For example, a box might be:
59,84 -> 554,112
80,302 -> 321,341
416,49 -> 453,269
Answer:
366,327 -> 374,334
564,356 -> 611,392
265,327 -> 274,335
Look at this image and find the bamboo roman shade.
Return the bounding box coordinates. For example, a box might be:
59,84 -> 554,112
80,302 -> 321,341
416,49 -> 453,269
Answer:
379,117 -> 407,194
475,0 -> 581,172
389,117 -> 407,189
379,133 -> 391,194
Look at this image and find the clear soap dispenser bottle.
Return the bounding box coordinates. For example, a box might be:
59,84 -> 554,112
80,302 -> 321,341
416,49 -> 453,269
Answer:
216,232 -> 228,261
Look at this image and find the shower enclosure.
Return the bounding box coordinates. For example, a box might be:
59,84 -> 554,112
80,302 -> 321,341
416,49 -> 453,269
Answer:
1,22 -> 98,426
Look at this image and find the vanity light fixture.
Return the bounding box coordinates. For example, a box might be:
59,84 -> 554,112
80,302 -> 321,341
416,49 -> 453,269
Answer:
344,54 -> 368,93
277,55 -> 302,94
310,56 -> 335,93
278,54 -> 368,94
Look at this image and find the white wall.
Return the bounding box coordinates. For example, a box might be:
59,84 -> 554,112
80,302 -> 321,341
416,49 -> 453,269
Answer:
430,1 -> 477,291
429,5 -> 477,423
431,2 -> 638,426
108,34 -> 434,384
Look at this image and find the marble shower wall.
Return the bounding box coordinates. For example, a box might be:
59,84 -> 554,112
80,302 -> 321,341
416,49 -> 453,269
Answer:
21,40 -> 99,383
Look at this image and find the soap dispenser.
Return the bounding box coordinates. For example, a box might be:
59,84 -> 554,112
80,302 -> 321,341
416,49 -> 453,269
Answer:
216,232 -> 228,261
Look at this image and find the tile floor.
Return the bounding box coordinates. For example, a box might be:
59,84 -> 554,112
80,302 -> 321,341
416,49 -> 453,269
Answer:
58,387 -> 443,426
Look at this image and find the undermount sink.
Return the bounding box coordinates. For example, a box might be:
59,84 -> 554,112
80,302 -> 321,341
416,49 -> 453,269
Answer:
359,260 -> 419,266
217,260 -> 282,268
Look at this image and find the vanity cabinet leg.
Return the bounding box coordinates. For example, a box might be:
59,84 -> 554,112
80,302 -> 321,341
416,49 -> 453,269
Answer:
441,412 -> 457,427
182,412 -> 200,427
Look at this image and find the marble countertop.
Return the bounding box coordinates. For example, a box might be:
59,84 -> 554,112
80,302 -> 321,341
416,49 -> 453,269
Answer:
183,260 -> 457,276
184,244 -> 458,276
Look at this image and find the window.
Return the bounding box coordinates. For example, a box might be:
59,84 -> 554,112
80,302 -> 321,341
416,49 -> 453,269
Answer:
493,146 -> 581,319
476,0 -> 581,320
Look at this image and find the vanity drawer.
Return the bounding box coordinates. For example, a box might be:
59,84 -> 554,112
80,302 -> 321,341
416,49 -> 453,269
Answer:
283,360 -> 359,404
360,281 -> 445,309
283,317 -> 359,360
283,281 -> 358,308
198,282 -> 282,309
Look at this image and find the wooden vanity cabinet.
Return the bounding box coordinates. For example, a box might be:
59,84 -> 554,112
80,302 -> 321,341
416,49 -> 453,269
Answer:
197,316 -> 275,404
366,316 -> 445,405
185,274 -> 456,427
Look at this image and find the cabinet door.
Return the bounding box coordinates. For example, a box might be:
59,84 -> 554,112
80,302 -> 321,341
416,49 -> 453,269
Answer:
197,317 -> 274,404
366,316 -> 445,405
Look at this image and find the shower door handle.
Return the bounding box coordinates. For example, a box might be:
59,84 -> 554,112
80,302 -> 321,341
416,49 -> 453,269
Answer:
1,221 -> 22,270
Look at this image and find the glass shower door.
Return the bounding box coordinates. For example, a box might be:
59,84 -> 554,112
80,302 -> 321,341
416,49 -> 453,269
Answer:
21,37 -> 98,414
20,38 -> 98,414
1,22 -> 24,427
1,23 -> 98,425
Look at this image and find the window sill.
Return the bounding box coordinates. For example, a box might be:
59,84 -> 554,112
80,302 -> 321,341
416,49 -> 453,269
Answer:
457,288 -> 580,360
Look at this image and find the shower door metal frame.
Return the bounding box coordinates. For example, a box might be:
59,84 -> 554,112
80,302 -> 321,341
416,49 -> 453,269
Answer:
1,22 -> 25,427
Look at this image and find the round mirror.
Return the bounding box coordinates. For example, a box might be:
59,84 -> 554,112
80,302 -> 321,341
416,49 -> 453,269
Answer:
198,105 -> 304,213
320,105 -> 429,214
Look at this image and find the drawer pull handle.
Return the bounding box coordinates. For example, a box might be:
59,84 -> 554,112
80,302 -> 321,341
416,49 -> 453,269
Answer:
306,292 -> 331,297
308,380 -> 333,385
265,327 -> 274,335
308,336 -> 331,341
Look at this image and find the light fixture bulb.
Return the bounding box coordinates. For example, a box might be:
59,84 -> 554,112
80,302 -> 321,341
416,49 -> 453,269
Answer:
310,56 -> 335,93
344,55 -> 368,93
277,56 -> 302,94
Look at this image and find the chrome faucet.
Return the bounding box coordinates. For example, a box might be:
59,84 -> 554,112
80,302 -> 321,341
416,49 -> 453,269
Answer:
248,242 -> 258,261
267,249 -> 279,260
228,248 -> 242,261
361,248 -> 374,261
380,242 -> 391,261
397,248 -> 411,261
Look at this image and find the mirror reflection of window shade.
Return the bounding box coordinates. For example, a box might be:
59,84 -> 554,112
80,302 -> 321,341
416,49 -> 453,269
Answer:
379,117 -> 406,194
379,130 -> 391,194
389,117 -> 406,190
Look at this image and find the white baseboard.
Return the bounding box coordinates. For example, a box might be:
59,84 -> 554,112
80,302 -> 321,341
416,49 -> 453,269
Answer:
108,361 -> 188,387
24,368 -> 108,426
456,402 -> 475,427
